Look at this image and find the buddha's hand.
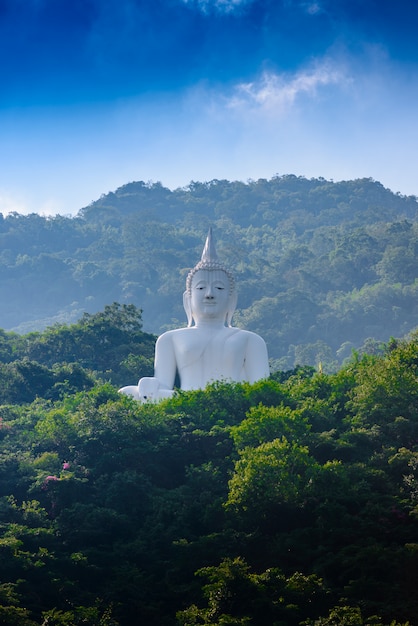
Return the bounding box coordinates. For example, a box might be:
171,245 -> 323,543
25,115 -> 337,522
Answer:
138,377 -> 174,402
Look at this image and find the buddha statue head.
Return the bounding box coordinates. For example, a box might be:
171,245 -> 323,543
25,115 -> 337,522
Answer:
184,228 -> 238,327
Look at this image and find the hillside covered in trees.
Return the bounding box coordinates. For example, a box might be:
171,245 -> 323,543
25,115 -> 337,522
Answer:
1,175 -> 418,370
0,305 -> 417,624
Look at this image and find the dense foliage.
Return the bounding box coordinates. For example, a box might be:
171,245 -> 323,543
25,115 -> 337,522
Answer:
0,303 -> 155,401
0,308 -> 417,625
1,176 -> 418,370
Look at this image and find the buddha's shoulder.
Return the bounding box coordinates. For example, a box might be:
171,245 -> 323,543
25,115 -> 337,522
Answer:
230,328 -> 267,347
156,327 -> 190,342
229,326 -> 264,338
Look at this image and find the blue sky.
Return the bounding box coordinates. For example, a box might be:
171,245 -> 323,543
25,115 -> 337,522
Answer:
1,0 -> 418,215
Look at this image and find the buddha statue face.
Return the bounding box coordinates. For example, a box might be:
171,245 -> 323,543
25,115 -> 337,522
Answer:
190,269 -> 231,322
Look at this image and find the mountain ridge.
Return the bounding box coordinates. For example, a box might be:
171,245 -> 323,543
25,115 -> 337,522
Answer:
1,175 -> 418,370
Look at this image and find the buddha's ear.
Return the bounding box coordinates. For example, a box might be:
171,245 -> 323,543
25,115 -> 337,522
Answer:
183,291 -> 193,327
226,290 -> 238,327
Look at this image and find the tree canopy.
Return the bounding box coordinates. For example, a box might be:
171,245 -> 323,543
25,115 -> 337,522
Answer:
0,307 -> 417,624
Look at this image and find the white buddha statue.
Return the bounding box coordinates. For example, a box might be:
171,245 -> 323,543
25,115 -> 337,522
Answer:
119,229 -> 269,401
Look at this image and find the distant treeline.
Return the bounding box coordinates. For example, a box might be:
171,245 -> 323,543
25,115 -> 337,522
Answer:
1,175 -> 418,369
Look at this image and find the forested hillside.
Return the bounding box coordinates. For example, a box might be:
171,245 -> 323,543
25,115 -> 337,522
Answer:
0,308 -> 417,625
2,176 -> 418,625
1,175 -> 418,370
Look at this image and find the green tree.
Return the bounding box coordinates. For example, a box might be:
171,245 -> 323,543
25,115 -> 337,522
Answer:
226,437 -> 319,517
177,557 -> 328,626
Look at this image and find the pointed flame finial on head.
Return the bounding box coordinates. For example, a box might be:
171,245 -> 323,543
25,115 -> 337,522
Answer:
186,228 -> 235,296
200,227 -> 219,264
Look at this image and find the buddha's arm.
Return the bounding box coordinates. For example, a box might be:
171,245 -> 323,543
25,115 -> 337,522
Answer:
131,332 -> 177,402
154,332 -> 177,391
244,333 -> 270,383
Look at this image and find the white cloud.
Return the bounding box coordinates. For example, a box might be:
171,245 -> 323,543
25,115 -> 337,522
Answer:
303,2 -> 323,15
180,0 -> 254,14
0,191 -> 29,216
228,60 -> 350,114
180,0 -> 325,15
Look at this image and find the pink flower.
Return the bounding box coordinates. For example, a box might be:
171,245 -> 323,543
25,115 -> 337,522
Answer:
62,462 -> 70,470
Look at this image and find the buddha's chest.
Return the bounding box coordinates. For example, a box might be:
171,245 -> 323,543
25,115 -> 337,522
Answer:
174,329 -> 246,380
